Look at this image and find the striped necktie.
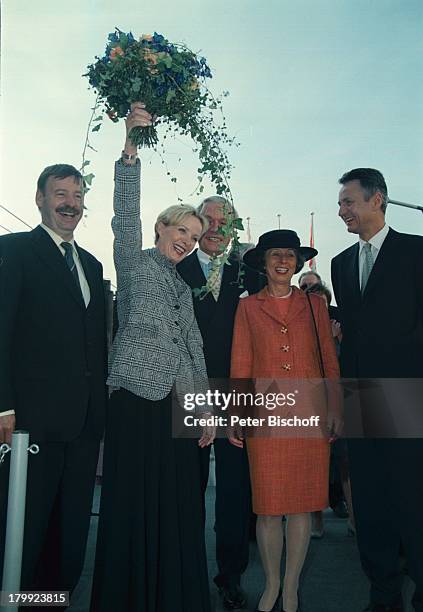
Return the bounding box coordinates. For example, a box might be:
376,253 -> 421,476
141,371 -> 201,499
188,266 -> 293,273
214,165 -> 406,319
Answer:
361,242 -> 374,294
61,242 -> 83,295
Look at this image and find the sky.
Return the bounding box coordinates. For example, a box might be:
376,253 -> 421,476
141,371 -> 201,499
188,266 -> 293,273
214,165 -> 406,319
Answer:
1,0 -> 423,294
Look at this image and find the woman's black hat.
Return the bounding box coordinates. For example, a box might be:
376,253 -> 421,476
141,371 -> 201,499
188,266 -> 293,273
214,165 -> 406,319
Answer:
243,229 -> 318,271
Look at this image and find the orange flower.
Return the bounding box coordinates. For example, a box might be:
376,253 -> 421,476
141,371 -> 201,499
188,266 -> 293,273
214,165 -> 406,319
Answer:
143,49 -> 159,74
143,49 -> 158,65
109,46 -> 124,60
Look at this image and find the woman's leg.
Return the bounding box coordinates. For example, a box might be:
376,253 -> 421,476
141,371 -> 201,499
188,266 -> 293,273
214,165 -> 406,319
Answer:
311,510 -> 324,538
256,515 -> 284,610
283,512 -> 311,612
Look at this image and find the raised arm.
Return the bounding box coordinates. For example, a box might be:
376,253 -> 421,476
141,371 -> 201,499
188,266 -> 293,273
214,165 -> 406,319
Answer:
112,103 -> 153,280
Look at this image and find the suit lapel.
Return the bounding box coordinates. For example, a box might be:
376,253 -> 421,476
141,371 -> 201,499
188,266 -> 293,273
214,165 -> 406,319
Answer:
75,244 -> 97,307
362,228 -> 396,300
285,287 -> 308,322
31,226 -> 85,308
218,258 -> 239,302
184,251 -> 219,309
257,286 -> 307,325
186,251 -> 208,288
344,243 -> 361,305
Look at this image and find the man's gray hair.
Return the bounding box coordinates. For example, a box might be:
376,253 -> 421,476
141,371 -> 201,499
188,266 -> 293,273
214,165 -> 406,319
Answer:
197,195 -> 239,219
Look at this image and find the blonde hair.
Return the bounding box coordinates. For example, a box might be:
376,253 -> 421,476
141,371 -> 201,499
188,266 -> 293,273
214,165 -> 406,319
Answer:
154,204 -> 208,243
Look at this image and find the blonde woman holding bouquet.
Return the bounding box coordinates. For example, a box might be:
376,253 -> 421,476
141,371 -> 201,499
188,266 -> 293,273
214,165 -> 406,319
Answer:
90,103 -> 214,612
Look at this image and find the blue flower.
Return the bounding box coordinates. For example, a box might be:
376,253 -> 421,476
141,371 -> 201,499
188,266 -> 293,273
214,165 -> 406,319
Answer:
108,31 -> 119,43
103,45 -> 112,60
156,84 -> 168,96
153,32 -> 165,44
127,31 -> 135,44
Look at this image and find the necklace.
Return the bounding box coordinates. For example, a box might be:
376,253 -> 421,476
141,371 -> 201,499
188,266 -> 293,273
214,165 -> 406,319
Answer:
267,287 -> 292,299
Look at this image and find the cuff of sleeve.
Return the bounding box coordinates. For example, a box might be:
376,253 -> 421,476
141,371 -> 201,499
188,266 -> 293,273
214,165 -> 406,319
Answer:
115,158 -> 141,176
0,410 -> 15,417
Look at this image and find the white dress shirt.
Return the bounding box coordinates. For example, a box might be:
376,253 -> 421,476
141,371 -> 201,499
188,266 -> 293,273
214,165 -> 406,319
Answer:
196,247 -> 229,279
358,224 -> 390,288
40,224 -> 91,307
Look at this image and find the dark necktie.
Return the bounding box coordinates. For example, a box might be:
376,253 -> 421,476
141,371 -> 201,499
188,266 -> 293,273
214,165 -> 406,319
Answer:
61,241 -> 83,297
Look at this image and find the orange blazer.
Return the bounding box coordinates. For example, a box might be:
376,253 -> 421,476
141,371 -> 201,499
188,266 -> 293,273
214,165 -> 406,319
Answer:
231,286 -> 339,381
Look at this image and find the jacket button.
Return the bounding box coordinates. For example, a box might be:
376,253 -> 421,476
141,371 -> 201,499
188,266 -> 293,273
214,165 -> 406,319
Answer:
280,326 -> 288,334
172,338 -> 178,344
174,304 -> 180,310
281,363 -> 291,371
281,345 -> 290,352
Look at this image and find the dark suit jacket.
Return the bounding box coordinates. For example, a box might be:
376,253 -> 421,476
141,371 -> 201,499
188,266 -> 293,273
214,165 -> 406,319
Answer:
0,226 -> 106,442
328,304 -> 339,321
177,252 -> 264,378
331,228 -> 423,378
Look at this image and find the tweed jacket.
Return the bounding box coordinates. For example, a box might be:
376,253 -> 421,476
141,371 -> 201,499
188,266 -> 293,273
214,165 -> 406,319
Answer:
107,160 -> 208,403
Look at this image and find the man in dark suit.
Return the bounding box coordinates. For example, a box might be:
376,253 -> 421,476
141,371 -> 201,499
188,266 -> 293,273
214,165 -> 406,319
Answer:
331,168 -> 423,612
178,196 -> 263,610
0,164 -> 106,598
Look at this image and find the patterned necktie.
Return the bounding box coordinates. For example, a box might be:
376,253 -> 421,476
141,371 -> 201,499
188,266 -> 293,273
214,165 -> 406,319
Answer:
361,242 -> 374,294
208,260 -> 222,301
61,242 -> 83,296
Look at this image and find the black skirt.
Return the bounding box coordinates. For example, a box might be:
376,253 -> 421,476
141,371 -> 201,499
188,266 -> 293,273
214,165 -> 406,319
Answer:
90,389 -> 211,612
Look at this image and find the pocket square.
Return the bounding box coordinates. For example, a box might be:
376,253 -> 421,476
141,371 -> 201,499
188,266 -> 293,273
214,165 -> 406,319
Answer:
239,290 -> 249,298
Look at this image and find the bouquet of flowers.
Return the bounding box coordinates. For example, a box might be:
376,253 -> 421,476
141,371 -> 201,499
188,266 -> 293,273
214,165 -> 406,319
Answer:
84,28 -> 245,297
84,28 -> 236,198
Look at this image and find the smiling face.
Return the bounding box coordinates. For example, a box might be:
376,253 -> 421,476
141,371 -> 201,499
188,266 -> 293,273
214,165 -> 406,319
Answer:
265,248 -> 297,292
338,179 -> 385,240
156,214 -> 203,264
199,201 -> 231,256
36,175 -> 84,240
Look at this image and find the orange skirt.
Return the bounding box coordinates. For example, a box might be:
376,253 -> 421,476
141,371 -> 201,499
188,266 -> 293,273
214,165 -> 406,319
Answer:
247,437 -> 329,515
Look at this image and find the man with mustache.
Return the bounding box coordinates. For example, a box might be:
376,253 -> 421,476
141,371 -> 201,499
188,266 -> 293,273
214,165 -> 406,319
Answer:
178,196 -> 263,611
331,168 -> 423,612
0,164 -> 106,600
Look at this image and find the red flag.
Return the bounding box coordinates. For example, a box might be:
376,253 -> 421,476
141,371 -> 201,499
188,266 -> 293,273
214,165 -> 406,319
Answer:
309,212 -> 316,271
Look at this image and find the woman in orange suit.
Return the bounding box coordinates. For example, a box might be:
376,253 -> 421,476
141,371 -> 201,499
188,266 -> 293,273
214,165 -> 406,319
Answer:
230,230 -> 341,612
